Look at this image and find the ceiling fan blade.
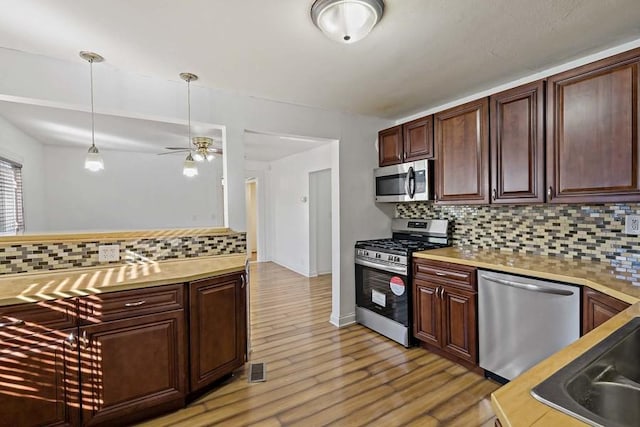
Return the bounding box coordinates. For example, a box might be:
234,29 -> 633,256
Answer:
157,150 -> 188,155
164,147 -> 191,150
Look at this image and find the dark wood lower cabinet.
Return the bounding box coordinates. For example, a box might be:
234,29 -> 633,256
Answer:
582,288 -> 631,335
79,311 -> 186,426
413,259 -> 478,369
0,270 -> 247,427
0,328 -> 79,427
189,273 -> 246,393
441,286 -> 477,363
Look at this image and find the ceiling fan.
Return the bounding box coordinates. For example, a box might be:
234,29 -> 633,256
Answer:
159,136 -> 223,162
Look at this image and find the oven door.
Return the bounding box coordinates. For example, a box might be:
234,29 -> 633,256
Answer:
355,260 -> 409,326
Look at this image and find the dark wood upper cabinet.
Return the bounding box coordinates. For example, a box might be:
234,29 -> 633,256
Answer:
403,116 -> 434,162
547,48 -> 640,203
434,98 -> 490,204
378,125 -> 403,166
490,80 -> 545,204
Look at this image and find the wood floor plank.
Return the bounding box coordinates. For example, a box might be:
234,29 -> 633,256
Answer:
141,262 -> 499,427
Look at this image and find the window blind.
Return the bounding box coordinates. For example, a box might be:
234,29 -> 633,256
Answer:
0,157 -> 24,234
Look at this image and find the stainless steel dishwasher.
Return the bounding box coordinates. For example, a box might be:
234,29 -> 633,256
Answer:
478,269 -> 580,381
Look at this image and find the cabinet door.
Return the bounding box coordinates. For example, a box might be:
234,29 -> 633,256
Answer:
582,288 -> 631,335
441,286 -> 477,364
435,98 -> 490,204
490,81 -> 545,204
378,125 -> 403,166
189,273 -> 245,392
403,116 -> 434,161
547,49 -> 640,203
0,328 -> 79,427
80,311 -> 185,426
413,279 -> 441,346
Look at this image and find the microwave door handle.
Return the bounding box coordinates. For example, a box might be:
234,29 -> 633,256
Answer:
404,169 -> 411,197
408,167 -> 416,198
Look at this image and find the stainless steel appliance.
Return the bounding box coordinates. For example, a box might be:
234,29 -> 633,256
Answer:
478,270 -> 580,381
355,219 -> 450,347
374,160 -> 434,202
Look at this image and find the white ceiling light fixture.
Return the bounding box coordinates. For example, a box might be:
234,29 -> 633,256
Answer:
80,51 -> 105,172
180,72 -> 198,177
311,0 -> 384,44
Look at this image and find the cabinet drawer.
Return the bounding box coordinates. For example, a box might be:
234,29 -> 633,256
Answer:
80,284 -> 184,324
0,299 -> 77,346
414,259 -> 477,291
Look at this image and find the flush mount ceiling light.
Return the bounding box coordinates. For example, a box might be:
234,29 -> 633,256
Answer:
80,51 -> 105,172
311,0 -> 384,44
180,72 -> 198,177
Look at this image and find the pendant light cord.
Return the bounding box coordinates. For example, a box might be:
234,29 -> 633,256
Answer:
90,59 -> 96,149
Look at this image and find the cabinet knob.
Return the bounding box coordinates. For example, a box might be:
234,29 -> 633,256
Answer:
81,330 -> 90,349
65,332 -> 77,349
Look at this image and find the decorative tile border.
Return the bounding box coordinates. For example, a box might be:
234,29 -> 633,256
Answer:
396,203 -> 640,281
0,232 -> 246,275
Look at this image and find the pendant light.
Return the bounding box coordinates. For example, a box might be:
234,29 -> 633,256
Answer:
311,0 -> 384,44
80,51 -> 105,172
180,72 -> 198,177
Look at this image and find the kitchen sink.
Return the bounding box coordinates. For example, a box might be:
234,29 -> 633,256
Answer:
531,317 -> 640,427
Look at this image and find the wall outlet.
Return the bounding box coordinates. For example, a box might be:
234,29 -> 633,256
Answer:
624,215 -> 640,235
98,244 -> 120,262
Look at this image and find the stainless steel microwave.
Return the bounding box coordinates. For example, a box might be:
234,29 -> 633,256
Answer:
374,160 -> 434,202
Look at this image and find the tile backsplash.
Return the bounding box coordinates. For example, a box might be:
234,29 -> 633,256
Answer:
396,202 -> 640,265
0,232 -> 246,275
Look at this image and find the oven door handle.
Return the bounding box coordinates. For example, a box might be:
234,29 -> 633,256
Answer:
355,258 -> 407,275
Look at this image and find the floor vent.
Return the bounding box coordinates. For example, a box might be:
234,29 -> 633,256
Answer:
248,362 -> 266,383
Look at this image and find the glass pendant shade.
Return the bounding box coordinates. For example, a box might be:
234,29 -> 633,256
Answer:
183,153 -> 198,177
84,145 -> 104,172
311,0 -> 384,43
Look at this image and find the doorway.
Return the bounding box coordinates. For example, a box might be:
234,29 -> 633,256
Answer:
309,169 -> 332,276
245,179 -> 258,262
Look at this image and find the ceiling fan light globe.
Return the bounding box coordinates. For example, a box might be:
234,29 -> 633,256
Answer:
183,153 -> 198,177
206,153 -> 215,161
193,152 -> 205,162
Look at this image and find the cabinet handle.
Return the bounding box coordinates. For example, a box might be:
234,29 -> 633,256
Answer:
81,330 -> 90,349
124,300 -> 146,307
434,192 -> 438,202
435,272 -> 447,277
403,152 -> 407,160
440,287 -> 446,299
65,332 -> 77,349
241,275 -> 246,289
0,319 -> 24,328
547,186 -> 552,200
492,189 -> 497,201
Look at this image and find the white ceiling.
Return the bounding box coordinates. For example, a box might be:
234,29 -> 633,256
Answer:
0,101 -> 222,154
244,131 -> 332,162
1,1 -> 640,119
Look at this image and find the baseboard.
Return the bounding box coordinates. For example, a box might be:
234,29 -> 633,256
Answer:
271,259 -> 311,277
329,312 -> 356,328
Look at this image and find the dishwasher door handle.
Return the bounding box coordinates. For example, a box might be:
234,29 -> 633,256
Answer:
480,275 -> 575,296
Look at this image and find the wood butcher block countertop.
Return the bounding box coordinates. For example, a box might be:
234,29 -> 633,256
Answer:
0,254 -> 247,307
413,247 -> 640,427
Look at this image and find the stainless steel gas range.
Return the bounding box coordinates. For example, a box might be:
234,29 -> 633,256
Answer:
355,219 -> 450,347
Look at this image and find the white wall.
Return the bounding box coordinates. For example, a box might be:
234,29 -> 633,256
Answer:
0,48 -> 394,327
310,169 -> 332,276
42,145 -> 224,231
245,181 -> 257,254
268,144 -> 332,276
0,115 -> 46,232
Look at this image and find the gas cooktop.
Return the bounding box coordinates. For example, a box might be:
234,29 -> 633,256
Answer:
354,238 -> 447,255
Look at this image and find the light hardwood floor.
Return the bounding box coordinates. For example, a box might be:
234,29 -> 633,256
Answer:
140,262 -> 499,427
